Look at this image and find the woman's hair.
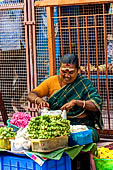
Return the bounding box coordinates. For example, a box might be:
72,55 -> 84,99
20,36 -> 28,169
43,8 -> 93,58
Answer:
60,53 -> 79,70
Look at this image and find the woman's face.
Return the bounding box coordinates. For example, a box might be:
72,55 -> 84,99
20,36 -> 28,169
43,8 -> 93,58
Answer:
60,63 -> 78,84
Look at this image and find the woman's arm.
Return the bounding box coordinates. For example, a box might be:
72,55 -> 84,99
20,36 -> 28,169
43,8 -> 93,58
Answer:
60,99 -> 98,112
27,79 -> 50,108
27,91 -> 39,103
28,91 -> 49,108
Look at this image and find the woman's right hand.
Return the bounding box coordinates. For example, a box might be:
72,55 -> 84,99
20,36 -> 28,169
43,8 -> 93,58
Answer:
35,97 -> 49,109
39,101 -> 49,109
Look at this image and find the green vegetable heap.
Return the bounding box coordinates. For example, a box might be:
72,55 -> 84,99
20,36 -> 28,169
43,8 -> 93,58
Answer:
0,127 -> 16,139
27,114 -> 70,139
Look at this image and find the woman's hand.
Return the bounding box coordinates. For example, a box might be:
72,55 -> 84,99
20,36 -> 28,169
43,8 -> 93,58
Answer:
35,97 -> 49,109
61,100 -> 76,112
61,100 -> 99,113
39,101 -> 49,109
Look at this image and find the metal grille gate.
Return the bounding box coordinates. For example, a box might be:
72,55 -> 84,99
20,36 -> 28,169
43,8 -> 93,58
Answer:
0,0 -> 27,123
0,0 -> 113,136
35,1 -> 113,137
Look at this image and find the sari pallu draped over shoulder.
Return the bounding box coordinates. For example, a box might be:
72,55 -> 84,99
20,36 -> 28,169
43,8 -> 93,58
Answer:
48,75 -> 103,130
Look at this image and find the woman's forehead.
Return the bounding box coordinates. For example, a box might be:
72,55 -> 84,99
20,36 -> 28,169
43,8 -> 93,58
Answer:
61,63 -> 76,68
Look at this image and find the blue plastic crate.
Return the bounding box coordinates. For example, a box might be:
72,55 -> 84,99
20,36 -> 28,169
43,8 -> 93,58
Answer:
68,129 -> 93,146
0,153 -> 71,170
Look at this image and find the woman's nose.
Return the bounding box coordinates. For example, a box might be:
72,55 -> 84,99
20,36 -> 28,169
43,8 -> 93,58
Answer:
65,73 -> 70,77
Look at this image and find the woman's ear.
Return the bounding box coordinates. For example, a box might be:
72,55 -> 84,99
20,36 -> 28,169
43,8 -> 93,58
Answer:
78,68 -> 80,74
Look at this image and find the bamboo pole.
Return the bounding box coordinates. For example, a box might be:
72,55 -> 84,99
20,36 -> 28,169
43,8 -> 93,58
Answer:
24,0 -> 30,94
31,0 -> 37,88
86,16 -> 90,79
59,7 -> 64,56
76,16 -> 81,71
46,7 -> 56,76
103,4 -> 110,129
68,17 -> 72,53
94,15 -> 100,94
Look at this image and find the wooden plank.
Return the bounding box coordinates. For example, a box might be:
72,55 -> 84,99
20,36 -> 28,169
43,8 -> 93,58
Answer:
35,0 -> 113,7
46,7 -> 56,76
98,129 -> 113,137
0,4 -> 24,10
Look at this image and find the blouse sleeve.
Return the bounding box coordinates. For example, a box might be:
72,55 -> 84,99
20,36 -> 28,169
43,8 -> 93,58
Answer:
32,78 -> 49,97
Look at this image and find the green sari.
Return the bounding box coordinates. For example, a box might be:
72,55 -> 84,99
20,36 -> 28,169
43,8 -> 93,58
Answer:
48,75 -> 103,142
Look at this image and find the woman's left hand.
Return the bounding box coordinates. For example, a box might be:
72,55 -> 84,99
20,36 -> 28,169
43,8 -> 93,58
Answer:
61,100 -> 76,112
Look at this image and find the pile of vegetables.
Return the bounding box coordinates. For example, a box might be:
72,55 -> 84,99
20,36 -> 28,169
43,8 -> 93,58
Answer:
95,147 -> 113,159
9,112 -> 31,128
0,127 -> 16,139
27,114 -> 70,139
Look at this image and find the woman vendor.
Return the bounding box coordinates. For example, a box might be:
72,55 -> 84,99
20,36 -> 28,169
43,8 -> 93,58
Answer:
28,53 -> 103,142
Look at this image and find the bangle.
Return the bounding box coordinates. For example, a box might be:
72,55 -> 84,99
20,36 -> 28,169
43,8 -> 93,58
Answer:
83,100 -> 86,109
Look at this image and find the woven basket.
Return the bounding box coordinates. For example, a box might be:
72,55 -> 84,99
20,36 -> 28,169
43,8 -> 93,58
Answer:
31,135 -> 68,152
